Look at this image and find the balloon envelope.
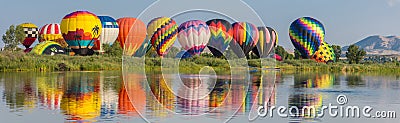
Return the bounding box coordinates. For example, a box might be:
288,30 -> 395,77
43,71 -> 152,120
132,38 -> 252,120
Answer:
133,38 -> 152,57
95,16 -> 119,53
311,42 -> 335,63
289,17 -> 325,58
206,19 -> 233,57
252,27 -> 278,58
175,50 -> 192,59
32,41 -> 65,55
147,17 -> 178,58
39,23 -> 63,42
60,11 -> 102,56
231,22 -> 259,58
20,23 -> 38,48
117,17 -> 147,56
178,20 -> 211,56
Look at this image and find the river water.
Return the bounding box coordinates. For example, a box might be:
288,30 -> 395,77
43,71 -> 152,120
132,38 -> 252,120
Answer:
0,71 -> 399,123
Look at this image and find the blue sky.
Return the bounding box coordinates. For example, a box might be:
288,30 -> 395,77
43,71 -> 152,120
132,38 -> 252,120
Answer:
1,0 -> 400,50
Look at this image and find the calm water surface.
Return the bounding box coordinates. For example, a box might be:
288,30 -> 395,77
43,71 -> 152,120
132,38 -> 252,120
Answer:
0,71 -> 399,123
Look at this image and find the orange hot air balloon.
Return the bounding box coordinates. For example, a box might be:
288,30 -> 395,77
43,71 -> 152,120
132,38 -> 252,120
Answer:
116,18 -> 146,56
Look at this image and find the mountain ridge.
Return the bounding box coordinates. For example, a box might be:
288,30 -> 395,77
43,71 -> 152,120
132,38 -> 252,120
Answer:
343,35 -> 400,55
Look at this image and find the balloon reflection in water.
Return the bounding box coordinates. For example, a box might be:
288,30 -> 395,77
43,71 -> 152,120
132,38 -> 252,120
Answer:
289,94 -> 323,120
209,79 -> 230,108
176,75 -> 212,115
118,74 -> 146,116
60,72 -> 101,122
2,73 -> 38,111
21,77 -> 37,110
242,73 -> 277,120
36,73 -> 64,110
148,75 -> 175,118
289,73 -> 334,121
100,85 -> 118,119
100,72 -> 118,119
294,73 -> 334,89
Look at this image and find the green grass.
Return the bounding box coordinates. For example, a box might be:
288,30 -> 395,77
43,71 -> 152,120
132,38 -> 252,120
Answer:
277,59 -> 400,74
0,51 -> 122,72
1,51 -> 400,74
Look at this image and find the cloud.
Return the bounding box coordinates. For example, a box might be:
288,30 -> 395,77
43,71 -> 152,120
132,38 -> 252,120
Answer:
388,0 -> 400,7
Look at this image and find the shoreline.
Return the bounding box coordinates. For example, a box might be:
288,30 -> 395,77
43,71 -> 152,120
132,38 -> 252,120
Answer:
1,51 -> 400,74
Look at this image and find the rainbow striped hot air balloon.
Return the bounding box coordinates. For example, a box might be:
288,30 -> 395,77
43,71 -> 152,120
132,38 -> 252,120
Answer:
178,20 -> 211,56
147,17 -> 178,58
206,19 -> 233,57
116,17 -> 146,56
31,41 -> 65,55
60,11 -> 102,56
20,23 -> 38,49
231,22 -> 259,58
289,17 -> 325,58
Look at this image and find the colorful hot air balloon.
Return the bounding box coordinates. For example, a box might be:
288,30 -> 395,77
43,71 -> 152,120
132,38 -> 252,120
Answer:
60,11 -> 102,56
311,42 -> 335,63
39,23 -> 63,42
20,23 -> 38,48
94,16 -> 119,53
252,27 -> 278,58
271,27 -> 279,47
289,17 -> 325,58
133,38 -> 152,57
178,20 -> 211,56
206,19 -> 233,57
116,17 -> 146,56
147,17 -> 178,58
31,41 -> 65,55
231,22 -> 259,58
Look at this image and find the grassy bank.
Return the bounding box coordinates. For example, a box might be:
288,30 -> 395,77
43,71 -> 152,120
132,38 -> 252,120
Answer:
1,51 -> 400,74
0,51 -> 122,71
277,59 -> 400,73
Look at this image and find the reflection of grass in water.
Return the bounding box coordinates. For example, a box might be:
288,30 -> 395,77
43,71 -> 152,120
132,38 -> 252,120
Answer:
346,74 -> 365,87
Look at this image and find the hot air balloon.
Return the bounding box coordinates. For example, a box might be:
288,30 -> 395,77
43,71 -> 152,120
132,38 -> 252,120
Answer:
20,23 -> 38,49
178,20 -> 211,56
24,48 -> 32,53
116,17 -> 146,56
39,23 -> 67,48
39,23 -> 63,42
231,22 -> 259,58
133,38 -> 152,57
267,27 -> 279,47
311,42 -> 335,63
206,19 -> 233,57
31,41 -> 65,55
60,11 -> 102,56
147,17 -> 178,58
252,27 -> 278,58
94,16 -> 119,53
289,17 -> 325,58
175,50 -> 192,59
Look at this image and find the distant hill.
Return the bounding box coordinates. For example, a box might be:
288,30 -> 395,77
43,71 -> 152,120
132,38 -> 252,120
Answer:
343,35 -> 400,55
